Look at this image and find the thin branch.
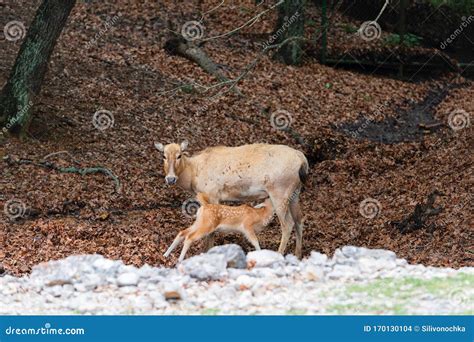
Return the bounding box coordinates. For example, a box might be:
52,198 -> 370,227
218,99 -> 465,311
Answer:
199,0 -> 225,22
200,0 -> 284,41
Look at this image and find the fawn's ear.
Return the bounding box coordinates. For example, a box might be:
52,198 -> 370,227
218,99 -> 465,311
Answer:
154,142 -> 164,152
180,140 -> 188,151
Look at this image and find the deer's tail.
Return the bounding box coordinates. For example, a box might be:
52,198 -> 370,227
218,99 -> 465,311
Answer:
298,156 -> 309,190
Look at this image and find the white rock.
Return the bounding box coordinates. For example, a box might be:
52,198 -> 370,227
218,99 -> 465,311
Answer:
247,250 -> 284,268
307,251 -> 328,265
302,265 -> 325,281
93,258 -> 117,271
235,275 -> 256,288
117,272 -> 140,286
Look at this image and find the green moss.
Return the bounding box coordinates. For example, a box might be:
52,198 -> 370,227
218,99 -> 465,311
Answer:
326,273 -> 474,315
285,309 -> 308,315
201,308 -> 220,315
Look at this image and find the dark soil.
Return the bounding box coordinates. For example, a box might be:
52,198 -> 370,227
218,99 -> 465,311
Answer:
338,82 -> 469,143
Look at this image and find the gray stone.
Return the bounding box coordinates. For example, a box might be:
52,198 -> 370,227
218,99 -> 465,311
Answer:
208,244 -> 247,269
179,253 -> 227,280
247,250 -> 284,268
359,257 -> 397,273
327,264 -> 361,280
285,254 -> 300,266
339,246 -> 396,260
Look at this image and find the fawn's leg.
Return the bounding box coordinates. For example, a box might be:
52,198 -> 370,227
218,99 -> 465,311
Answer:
178,239 -> 193,262
163,235 -> 184,258
164,226 -> 194,258
242,223 -> 261,250
201,195 -> 218,251
178,222 -> 214,262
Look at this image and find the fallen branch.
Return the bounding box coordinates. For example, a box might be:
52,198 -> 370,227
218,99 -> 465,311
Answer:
164,37 -> 243,96
4,154 -> 121,193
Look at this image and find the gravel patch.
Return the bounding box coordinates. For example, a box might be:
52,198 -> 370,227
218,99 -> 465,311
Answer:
1,244 -> 472,315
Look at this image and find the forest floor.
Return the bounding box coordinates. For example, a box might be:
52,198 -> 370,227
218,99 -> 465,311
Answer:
0,1 -> 472,276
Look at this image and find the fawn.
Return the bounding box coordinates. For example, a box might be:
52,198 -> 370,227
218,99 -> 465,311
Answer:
163,193 -> 274,262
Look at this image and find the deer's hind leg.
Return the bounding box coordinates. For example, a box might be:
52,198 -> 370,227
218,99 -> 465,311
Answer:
268,190 -> 295,255
289,196 -> 303,258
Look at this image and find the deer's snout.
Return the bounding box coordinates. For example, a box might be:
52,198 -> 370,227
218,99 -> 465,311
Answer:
165,176 -> 177,185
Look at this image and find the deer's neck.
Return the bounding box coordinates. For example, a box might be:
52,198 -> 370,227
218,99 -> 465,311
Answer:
176,155 -> 195,191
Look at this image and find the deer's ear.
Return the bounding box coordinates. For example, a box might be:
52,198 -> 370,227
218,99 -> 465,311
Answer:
154,142 -> 164,152
180,140 -> 189,151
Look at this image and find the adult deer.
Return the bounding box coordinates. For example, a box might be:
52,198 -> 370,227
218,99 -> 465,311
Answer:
155,141 -> 309,257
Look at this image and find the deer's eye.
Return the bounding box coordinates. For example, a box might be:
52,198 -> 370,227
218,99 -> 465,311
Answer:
176,155 -> 181,160
163,156 -> 167,160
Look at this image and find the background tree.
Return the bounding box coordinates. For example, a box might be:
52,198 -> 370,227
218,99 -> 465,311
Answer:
0,0 -> 76,137
273,0 -> 306,66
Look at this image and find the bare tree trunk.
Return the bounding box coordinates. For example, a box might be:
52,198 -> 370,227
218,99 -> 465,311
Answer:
0,0 -> 76,137
398,0 -> 408,77
273,0 -> 305,66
